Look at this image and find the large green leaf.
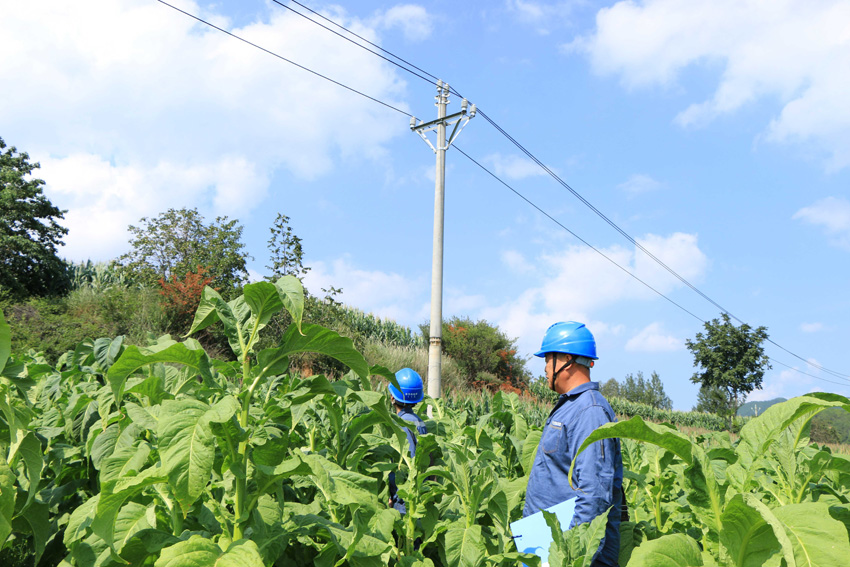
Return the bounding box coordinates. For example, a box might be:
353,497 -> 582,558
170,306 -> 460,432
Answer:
17,500 -> 50,565
254,324 -> 369,380
154,535 -> 265,567
274,275 -> 304,333
773,502 -> 850,567
443,524 -> 485,567
113,502 -> 156,553
719,494 -> 785,567
93,336 -> 124,371
736,396 -> 847,481
570,417 -> 695,473
627,533 -> 704,567
9,431 -> 44,509
243,281 -> 283,328
64,494 -> 99,547
118,529 -> 179,567
0,459 -> 15,547
100,442 -> 152,486
158,397 -> 238,511
217,295 -> 253,358
520,429 -> 542,476
185,286 -> 224,337
92,466 -> 167,550
108,343 -> 212,402
0,310 -> 10,376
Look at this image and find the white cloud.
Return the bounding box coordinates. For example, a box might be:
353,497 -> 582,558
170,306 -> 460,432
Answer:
481,232 -> 707,359
303,257 -> 427,324
793,197 -> 850,248
571,0 -> 850,169
501,250 -> 536,274
801,322 -> 824,333
485,153 -> 548,180
618,173 -> 661,196
1,0 -> 415,261
625,322 -> 682,352
506,0 -> 578,34
373,5 -> 433,42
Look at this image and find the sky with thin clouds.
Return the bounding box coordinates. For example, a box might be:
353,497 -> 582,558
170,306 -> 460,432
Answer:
3,0 -> 850,408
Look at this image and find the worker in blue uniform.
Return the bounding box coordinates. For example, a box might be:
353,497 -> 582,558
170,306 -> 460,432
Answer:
387,367 -> 428,514
523,322 -> 623,567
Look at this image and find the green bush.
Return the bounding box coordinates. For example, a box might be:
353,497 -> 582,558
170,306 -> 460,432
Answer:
422,316 -> 531,390
2,286 -> 168,363
362,340 -> 467,394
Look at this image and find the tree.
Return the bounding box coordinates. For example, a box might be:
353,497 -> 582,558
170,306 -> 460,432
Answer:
619,371 -> 673,410
0,137 -> 70,299
267,213 -> 310,280
685,313 -> 771,426
600,378 -> 621,399
422,316 -> 531,390
119,208 -> 251,296
693,384 -> 729,415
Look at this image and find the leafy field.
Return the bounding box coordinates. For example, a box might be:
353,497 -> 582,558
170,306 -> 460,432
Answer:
2,277 -> 850,566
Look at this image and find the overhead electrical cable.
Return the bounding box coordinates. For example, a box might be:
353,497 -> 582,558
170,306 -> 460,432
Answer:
154,0 -> 413,118
271,0 -> 440,86
454,146 -> 705,323
160,0 -> 850,384
275,2 -> 850,382
455,146 -> 850,388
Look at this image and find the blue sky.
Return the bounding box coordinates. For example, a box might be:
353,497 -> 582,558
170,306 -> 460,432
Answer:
4,0 -> 850,409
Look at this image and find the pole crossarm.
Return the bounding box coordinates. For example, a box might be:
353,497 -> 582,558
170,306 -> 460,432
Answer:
410,82 -> 475,153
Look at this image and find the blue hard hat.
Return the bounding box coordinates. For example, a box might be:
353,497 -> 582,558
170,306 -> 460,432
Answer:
388,368 -> 424,404
534,321 -> 598,359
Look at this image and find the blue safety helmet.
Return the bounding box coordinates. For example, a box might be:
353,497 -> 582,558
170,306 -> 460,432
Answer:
388,368 -> 424,404
534,321 -> 598,360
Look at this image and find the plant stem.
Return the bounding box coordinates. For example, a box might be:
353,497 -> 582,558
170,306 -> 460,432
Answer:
170,499 -> 184,536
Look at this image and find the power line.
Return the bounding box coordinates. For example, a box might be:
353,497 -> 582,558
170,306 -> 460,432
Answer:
155,0 -> 412,118
454,145 -> 705,323
455,146 -> 850,389
160,0 -> 850,385
271,5 -> 850,381
272,0 -> 440,86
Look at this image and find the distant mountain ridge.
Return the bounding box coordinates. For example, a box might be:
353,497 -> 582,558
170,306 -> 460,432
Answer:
737,397 -> 787,417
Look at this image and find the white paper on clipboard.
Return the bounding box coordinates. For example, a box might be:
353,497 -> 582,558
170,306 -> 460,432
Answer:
509,497 -> 577,565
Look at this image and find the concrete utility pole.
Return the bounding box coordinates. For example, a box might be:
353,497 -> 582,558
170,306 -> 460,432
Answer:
410,81 -> 475,400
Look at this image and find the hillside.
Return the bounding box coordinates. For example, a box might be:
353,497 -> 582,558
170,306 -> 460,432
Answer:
737,397 -> 787,417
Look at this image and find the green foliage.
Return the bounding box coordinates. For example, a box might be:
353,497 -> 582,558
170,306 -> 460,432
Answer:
424,317 -> 530,390
3,289 -> 850,565
118,208 -> 250,297
600,377 -> 620,399
614,371 -> 673,410
362,341 -> 467,394
266,213 -> 310,280
70,260 -> 136,292
2,287 -> 168,363
686,313 -> 771,426
527,377 -> 728,431
570,394 -> 850,566
811,407 -> 850,444
340,306 -> 423,349
694,384 -> 731,416
0,280 -> 545,566
0,136 -> 71,300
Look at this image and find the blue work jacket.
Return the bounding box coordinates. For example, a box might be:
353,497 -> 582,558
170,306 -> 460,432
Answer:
389,408 -> 427,514
523,381 -> 623,567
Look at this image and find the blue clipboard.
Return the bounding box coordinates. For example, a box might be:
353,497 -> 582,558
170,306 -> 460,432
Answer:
510,498 -> 577,563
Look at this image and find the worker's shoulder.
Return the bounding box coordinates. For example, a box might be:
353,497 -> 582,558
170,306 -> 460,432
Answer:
571,387 -> 615,420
